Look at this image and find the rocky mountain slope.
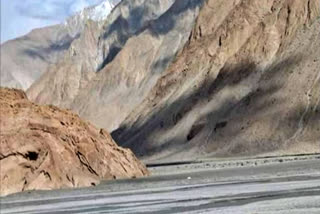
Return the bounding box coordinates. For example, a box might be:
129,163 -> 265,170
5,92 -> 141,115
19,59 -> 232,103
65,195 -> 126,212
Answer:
0,0 -> 119,90
113,0 -> 320,161
0,88 -> 148,196
27,0 -> 204,131
12,0 -> 320,162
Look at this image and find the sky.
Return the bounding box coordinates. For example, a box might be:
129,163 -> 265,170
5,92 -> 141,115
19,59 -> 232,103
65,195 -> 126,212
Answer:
1,0 -> 105,44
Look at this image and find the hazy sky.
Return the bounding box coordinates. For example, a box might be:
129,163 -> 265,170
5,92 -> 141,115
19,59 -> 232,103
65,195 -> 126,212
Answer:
1,0 -> 105,43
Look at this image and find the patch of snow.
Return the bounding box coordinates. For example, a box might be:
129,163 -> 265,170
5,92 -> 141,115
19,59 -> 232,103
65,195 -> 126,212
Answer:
88,1 -> 115,22
64,0 -> 120,26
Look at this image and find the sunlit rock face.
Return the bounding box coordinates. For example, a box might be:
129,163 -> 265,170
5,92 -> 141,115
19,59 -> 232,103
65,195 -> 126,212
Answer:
0,88 -> 148,196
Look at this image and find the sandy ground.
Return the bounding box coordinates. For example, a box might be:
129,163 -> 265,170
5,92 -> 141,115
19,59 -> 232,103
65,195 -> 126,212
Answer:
1,155 -> 320,213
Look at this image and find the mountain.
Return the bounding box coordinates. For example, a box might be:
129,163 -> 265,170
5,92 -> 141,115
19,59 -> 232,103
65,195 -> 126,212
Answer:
12,0 -> 320,162
0,0 -> 120,90
0,88 -> 148,196
27,0 -> 202,131
112,0 -> 320,161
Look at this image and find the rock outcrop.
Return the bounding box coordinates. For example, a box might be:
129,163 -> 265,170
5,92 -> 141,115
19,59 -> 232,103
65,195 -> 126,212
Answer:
0,88 -> 148,196
112,0 -> 320,161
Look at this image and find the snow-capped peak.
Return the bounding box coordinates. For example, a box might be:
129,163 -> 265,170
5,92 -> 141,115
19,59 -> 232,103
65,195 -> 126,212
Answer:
63,0 -> 120,36
65,0 -> 120,26
87,0 -> 116,21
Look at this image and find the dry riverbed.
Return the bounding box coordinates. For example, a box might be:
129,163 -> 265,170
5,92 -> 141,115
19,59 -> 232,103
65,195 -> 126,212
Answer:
1,154 -> 320,213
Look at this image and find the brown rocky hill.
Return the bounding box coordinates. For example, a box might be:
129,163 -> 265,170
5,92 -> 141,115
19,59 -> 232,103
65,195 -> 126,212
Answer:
112,0 -> 320,161
0,88 -> 148,196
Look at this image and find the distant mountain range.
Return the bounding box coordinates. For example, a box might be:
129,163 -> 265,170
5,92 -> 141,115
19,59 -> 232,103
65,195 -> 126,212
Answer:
0,0 -> 120,89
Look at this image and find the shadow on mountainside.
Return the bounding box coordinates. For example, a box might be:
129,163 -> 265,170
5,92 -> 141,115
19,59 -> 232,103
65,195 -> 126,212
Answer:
112,54 -> 320,159
99,0 -> 204,71
148,0 -> 205,36
21,34 -> 78,62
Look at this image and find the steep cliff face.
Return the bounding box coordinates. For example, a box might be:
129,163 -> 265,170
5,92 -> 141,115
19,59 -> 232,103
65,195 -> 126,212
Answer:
72,0 -> 205,131
0,88 -> 148,196
28,0 -> 204,131
112,0 -> 320,161
0,0 -> 119,90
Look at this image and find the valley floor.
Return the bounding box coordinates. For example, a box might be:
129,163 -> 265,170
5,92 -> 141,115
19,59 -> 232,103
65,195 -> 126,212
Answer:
1,155 -> 320,214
